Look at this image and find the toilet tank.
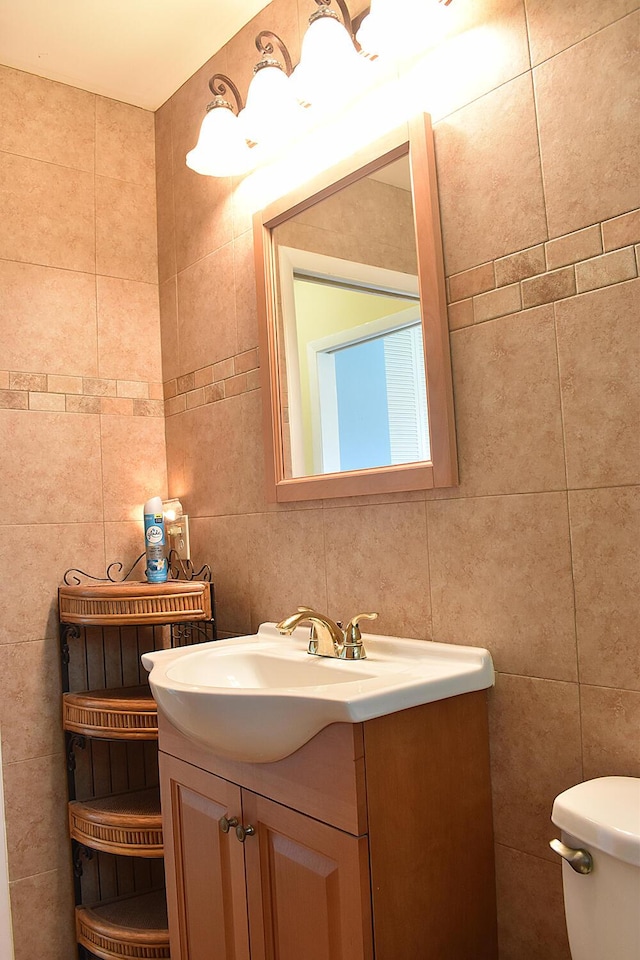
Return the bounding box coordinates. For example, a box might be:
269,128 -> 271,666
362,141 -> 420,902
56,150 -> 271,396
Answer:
551,777 -> 640,960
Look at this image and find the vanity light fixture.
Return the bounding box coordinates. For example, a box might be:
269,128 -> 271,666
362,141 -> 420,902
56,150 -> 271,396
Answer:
238,31 -> 305,152
185,74 -> 254,177
186,0 -> 454,178
356,0 -> 453,61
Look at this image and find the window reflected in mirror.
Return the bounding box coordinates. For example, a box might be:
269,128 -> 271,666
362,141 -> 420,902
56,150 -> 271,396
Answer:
272,155 -> 431,479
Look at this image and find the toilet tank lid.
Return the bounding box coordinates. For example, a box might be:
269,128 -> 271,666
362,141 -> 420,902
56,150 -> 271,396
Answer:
552,777 -> 640,867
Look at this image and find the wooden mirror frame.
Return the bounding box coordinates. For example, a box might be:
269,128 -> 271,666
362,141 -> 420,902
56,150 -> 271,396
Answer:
253,113 -> 457,502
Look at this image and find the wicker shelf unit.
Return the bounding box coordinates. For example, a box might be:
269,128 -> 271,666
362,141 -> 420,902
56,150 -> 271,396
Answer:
60,576 -> 215,960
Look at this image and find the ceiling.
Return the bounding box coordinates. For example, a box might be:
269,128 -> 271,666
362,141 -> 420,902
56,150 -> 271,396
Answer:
0,0 -> 272,111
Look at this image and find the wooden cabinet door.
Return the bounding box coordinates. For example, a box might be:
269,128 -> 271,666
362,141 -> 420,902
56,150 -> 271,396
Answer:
159,752 -> 250,960
242,791 -> 373,960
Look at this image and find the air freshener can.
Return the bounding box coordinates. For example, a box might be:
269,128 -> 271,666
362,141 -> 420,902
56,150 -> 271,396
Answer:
143,496 -> 168,583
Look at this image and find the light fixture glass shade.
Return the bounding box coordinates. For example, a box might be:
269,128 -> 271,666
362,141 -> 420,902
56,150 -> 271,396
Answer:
239,63 -> 305,148
291,14 -> 370,110
186,103 -> 254,177
357,0 -> 450,62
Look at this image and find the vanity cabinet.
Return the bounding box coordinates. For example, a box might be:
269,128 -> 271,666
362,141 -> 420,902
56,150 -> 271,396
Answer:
158,690 -> 498,960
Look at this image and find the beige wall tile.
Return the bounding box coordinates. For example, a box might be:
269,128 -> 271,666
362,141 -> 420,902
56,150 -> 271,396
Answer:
436,73 -> 546,275
180,399 -> 248,517
9,867 -> 76,960
190,516 -> 251,634
65,395 -> 100,414
429,494 -> 578,681
117,380 -> 149,399
534,14 -> 639,237
173,162 -> 235,273
324,501 -> 431,640
0,390 -> 27,410
164,409 -> 186,498
204,382 -> 224,404
10,373 -> 46,391
100,415 -> 167,521
575,246 -> 637,293
156,102 -> 177,284
95,96 -> 155,186
0,523 -> 104,643
234,231 -> 260,353
133,399 -> 164,417
28,392 -> 65,411
3,754 -> 70,880
448,263 -> 495,303
0,639 -> 64,762
0,411 -> 103,523
47,375 -> 83,394
177,243 -> 237,375
495,244 -> 546,286
545,225 -> 602,271
101,396 -> 133,415
449,307 -> 565,497
569,486 -> 640,690
495,844 -> 570,960
96,176 -> 158,283
521,265 -> 575,308
488,674 -> 582,861
194,365 -> 214,388
602,209 -> 640,252
0,372 -> 8,389
159,278 -> 180,382
447,298 -> 474,330
473,282 -> 521,322
103,520 -> 146,577
0,153 -> 95,272
581,685 -> 640,779
555,278 -> 640,488
83,377 -> 116,397
0,65 -> 94,172
246,509 -> 327,628
525,0 -> 638,65
186,387 -> 205,408
97,276 -> 162,382
177,372 -> 195,394
213,357 -> 235,381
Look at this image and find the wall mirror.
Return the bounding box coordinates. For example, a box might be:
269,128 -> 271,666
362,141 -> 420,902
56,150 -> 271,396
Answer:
254,114 -> 457,502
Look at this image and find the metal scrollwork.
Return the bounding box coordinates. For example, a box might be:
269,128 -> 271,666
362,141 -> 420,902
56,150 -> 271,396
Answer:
60,623 -> 81,664
63,553 -> 146,586
63,552 -> 210,586
72,842 -> 94,879
66,734 -> 86,772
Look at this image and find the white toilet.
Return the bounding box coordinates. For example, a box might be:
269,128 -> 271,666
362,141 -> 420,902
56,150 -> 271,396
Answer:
550,776 -> 640,960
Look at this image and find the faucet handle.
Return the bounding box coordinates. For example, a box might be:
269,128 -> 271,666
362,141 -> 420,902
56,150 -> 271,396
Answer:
344,612 -> 378,643
341,612 -> 377,659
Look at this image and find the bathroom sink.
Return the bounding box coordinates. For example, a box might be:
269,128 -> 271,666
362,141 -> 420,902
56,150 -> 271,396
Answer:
142,623 -> 494,763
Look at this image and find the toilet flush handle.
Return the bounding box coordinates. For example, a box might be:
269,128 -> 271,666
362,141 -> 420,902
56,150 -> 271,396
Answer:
549,838 -> 593,874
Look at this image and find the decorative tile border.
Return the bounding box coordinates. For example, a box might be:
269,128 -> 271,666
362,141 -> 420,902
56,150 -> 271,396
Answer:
0,373 -> 164,416
163,348 -> 260,417
446,208 -> 640,329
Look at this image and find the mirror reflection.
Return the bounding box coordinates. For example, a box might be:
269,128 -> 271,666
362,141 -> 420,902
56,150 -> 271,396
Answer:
271,154 -> 429,479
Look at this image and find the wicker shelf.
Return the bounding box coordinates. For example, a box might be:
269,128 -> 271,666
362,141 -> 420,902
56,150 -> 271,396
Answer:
59,579 -> 212,626
69,788 -> 163,858
76,889 -> 169,960
63,685 -> 157,740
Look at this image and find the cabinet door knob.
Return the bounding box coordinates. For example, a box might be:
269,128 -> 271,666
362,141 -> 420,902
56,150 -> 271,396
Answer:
235,823 -> 255,843
219,815 -> 239,834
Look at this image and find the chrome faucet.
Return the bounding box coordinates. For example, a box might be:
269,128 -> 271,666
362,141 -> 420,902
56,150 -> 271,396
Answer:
276,607 -> 378,660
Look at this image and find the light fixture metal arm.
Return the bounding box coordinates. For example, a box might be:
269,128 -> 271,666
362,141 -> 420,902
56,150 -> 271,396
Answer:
255,30 -> 293,75
208,73 -> 244,113
313,0 -> 353,37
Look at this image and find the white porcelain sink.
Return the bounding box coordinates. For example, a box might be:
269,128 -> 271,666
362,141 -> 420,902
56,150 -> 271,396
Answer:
142,623 -> 494,763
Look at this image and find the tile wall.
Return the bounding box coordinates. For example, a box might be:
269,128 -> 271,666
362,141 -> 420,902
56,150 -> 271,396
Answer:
156,2 -> 639,958
0,68 -> 165,958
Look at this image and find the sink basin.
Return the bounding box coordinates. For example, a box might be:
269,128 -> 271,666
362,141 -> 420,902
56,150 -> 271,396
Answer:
142,623 -> 494,763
